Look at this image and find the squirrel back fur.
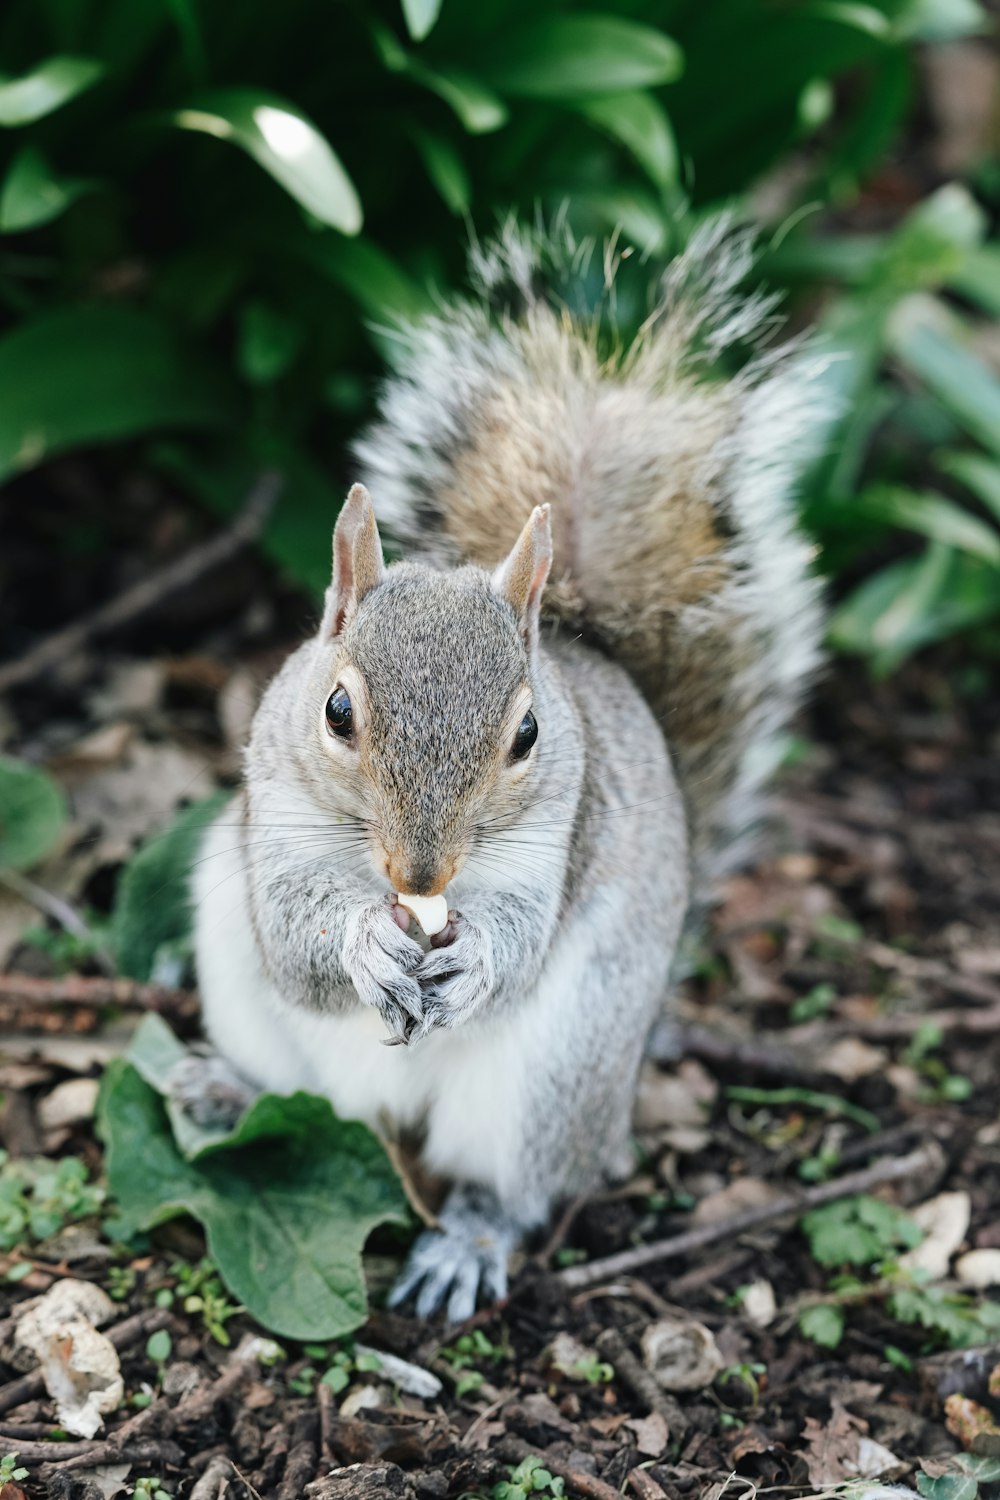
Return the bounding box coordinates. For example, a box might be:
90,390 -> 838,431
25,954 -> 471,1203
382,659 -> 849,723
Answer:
356,217 -> 825,890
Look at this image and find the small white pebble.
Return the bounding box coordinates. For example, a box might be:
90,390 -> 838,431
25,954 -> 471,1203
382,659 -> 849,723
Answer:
955,1248 -> 1000,1289
396,892 -> 449,936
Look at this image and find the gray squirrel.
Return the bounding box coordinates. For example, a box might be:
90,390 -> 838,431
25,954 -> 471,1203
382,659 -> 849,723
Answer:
182,219 -> 824,1321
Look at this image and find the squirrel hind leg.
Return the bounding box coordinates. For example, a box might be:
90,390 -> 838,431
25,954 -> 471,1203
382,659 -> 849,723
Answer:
166,1051 -> 259,1131
388,1183 -> 517,1322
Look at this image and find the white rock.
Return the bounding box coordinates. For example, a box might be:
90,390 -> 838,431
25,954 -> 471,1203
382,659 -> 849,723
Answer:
354,1342 -> 442,1399
38,1078 -> 101,1132
741,1279 -> 777,1328
955,1248 -> 1000,1289
396,892 -> 449,936
339,1384 -> 387,1417
15,1279 -> 123,1438
899,1191 -> 971,1283
641,1317 -> 725,1392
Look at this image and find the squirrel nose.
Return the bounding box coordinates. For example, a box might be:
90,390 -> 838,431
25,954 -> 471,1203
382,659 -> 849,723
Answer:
385,853 -> 451,897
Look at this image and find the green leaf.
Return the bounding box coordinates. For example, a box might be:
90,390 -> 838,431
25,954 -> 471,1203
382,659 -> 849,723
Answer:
173,90 -> 362,234
889,297 -> 1000,458
97,1046 -> 409,1340
237,301 -> 303,386
892,0 -> 988,40
832,546 -> 999,669
146,1328 -> 172,1363
799,1303 -> 844,1348
0,758 -> 66,872
0,56 -> 104,127
0,304 -> 236,485
856,485 -> 1000,565
916,1473 -> 979,1500
950,244 -> 1000,316
483,16 -> 683,100
112,792 -> 231,982
801,1195 -> 923,1267
413,130 -> 470,215
401,0 -> 442,43
574,90 -> 677,188
412,65 -> 508,133
0,146 -> 99,233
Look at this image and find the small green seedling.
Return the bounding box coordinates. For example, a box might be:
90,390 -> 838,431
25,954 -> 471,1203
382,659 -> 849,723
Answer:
107,1264 -> 137,1302
791,982 -> 837,1023
132,1478 -> 172,1500
799,1303 -> 845,1349
566,1356 -> 614,1385
0,1151 -> 104,1250
439,1328 -> 507,1399
169,1258 -> 241,1345
0,1453 -> 29,1484
494,1455 -> 566,1498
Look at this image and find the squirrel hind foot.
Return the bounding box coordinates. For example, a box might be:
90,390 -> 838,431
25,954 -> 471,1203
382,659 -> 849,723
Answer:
388,1188 -> 517,1322
166,1052 -> 258,1131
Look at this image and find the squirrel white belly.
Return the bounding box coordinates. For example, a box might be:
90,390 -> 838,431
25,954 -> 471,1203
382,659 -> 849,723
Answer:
186,219 -> 824,1320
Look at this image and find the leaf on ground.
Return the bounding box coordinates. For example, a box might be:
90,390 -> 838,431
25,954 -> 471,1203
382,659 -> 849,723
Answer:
0,757 -> 66,872
797,1400 -> 867,1487
799,1302 -> 845,1348
97,1039 -> 409,1340
111,791 -> 230,981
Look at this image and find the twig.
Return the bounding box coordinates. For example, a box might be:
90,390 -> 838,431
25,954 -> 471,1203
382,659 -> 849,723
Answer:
557,1141 -> 940,1290
0,870 -> 115,975
0,470 -> 281,693
190,1456 -> 235,1500
0,1307 -> 172,1415
0,972 -> 198,1021
595,1328 -> 687,1439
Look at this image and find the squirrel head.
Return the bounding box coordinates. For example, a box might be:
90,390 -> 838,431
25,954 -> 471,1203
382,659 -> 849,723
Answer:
307,483 -> 552,896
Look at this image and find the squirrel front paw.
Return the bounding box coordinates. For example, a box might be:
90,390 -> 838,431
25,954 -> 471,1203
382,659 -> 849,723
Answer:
413,913 -> 494,1034
342,898 -> 424,1043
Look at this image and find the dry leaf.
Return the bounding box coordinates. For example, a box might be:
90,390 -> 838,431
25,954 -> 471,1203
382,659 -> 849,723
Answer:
625,1411 -> 670,1456
797,1400 -> 867,1486
14,1279 -> 123,1438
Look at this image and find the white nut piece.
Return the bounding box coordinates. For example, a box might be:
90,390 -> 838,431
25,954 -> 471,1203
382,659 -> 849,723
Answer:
396,892 -> 449,936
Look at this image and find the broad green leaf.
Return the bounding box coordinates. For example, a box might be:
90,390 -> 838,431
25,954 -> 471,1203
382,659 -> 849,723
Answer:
809,2 -> 891,37
0,758 -> 66,872
112,792 -> 230,982
413,130 -> 470,215
401,0 -> 442,43
483,17 -> 683,100
798,1303 -> 844,1348
0,56 -> 103,127
573,188 -> 668,254
890,296 -> 1000,457
173,90 -> 362,234
939,451 -> 1000,525
0,304 -> 236,484
98,1045 -> 409,1339
856,484 -> 1000,564
575,90 -> 677,188
0,146 -> 98,233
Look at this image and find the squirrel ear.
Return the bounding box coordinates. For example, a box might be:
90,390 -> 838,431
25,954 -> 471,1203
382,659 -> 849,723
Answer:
321,483 -> 385,639
492,504 -> 552,651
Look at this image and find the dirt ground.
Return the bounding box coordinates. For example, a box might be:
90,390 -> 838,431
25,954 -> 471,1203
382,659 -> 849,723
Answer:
0,464 -> 999,1499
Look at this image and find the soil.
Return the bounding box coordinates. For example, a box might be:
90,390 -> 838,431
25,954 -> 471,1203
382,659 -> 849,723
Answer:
0,462 -> 999,1499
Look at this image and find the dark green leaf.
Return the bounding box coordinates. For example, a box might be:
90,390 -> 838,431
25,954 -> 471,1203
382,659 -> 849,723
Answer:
889,298 -> 1000,457
0,146 -> 99,233
98,1039 -> 409,1340
112,793 -> 231,982
0,758 -> 66,872
0,305 -> 236,484
413,65 -> 508,132
172,90 -> 362,234
574,91 -> 677,188
483,17 -> 683,100
0,56 -> 104,127
916,1473 -> 979,1500
237,301 -> 303,386
856,484 -> 1000,564
401,0 -> 443,43
892,0 -> 988,41
413,130 -> 470,215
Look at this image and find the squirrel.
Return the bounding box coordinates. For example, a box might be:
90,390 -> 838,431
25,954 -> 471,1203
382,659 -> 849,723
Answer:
180,218 -> 825,1321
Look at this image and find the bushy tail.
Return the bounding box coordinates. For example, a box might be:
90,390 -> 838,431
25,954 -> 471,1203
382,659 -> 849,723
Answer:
355,218 -> 825,893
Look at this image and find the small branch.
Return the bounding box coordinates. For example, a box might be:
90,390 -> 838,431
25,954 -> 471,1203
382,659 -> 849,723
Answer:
0,470 -> 282,694
557,1141 -> 940,1291
495,1436 -> 621,1500
0,972 -> 198,1021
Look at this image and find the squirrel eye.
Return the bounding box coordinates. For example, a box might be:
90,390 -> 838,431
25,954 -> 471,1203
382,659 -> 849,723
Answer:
325,686 -> 353,740
510,710 -> 538,762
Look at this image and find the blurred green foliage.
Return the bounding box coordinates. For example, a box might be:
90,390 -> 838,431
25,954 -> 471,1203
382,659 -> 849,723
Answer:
0,0 -> 998,665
